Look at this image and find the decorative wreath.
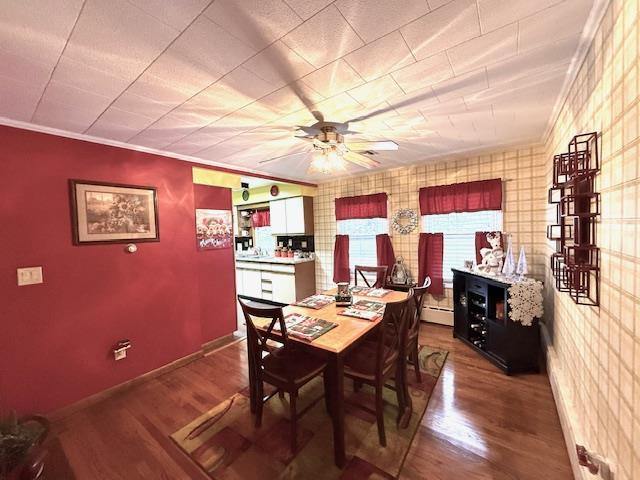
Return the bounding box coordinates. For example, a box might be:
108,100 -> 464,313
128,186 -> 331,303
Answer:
391,208 -> 418,235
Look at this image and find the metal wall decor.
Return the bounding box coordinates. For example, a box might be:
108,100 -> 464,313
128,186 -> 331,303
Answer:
391,208 -> 418,234
547,132 -> 600,306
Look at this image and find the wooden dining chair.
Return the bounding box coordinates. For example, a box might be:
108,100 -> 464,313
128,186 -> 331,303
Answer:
343,293 -> 412,446
239,298 -> 330,453
354,265 -> 388,288
406,284 -> 429,383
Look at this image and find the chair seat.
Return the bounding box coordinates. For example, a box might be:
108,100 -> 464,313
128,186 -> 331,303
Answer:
344,340 -> 397,379
262,348 -> 326,386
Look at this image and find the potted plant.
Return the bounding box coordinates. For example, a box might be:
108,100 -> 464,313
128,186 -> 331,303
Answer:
0,412 -> 49,480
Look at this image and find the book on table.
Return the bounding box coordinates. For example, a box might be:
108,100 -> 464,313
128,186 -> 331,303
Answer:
274,313 -> 337,341
294,294 -> 335,309
340,300 -> 386,321
349,286 -> 392,298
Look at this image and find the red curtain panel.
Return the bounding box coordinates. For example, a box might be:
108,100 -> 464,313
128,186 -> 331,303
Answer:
418,233 -> 444,295
419,179 -> 502,215
475,231 -> 504,263
376,233 -> 396,284
335,193 -> 388,220
333,235 -> 350,283
251,211 -> 270,227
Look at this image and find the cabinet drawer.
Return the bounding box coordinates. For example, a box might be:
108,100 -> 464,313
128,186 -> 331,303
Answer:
466,277 -> 487,295
271,264 -> 295,274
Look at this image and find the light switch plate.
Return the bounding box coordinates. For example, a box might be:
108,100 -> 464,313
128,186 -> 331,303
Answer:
17,266 -> 43,286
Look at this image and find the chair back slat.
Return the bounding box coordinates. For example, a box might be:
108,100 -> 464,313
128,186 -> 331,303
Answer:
355,265 -> 388,288
407,285 -> 428,340
375,291 -> 412,374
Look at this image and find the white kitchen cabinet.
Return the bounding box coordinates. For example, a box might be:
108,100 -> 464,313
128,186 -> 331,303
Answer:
234,259 -> 316,305
270,198 -> 288,234
241,268 -> 262,298
271,272 -> 297,304
269,196 -> 314,235
235,268 -> 244,296
285,196 -> 305,234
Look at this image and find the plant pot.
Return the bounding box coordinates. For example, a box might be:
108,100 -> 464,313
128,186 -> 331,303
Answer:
1,415 -> 49,480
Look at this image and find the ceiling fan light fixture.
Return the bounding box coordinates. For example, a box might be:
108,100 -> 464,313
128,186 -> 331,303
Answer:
308,148 -> 346,174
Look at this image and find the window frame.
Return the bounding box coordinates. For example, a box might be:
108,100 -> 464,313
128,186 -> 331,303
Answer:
421,209 -> 503,285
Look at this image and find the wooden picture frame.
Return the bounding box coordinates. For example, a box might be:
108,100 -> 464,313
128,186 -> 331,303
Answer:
70,180 -> 160,245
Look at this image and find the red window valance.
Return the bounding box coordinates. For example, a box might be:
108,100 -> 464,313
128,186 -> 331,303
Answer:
335,193 -> 387,220
419,179 -> 502,215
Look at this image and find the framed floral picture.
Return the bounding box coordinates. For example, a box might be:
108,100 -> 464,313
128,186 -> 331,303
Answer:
70,180 -> 159,244
195,209 -> 233,250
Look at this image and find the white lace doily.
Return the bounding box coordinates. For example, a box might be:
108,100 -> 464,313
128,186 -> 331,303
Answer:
507,279 -> 544,326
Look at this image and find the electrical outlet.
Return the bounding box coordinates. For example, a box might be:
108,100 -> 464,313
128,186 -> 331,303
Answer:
17,266 -> 43,286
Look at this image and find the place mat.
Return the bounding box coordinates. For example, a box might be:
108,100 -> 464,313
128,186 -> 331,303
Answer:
339,299 -> 386,321
294,294 -> 336,310
274,313 -> 337,342
350,286 -> 392,298
171,345 -> 448,479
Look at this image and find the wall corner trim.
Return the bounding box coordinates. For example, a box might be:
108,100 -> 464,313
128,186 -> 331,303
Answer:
541,324 -> 588,480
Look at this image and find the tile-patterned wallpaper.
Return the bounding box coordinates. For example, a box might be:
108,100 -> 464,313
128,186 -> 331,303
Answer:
543,1 -> 640,479
313,145 -> 547,309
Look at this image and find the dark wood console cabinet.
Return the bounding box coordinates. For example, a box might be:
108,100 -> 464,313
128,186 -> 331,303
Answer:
452,269 -> 540,375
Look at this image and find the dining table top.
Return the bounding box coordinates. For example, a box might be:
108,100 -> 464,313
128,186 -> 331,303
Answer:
272,288 -> 408,354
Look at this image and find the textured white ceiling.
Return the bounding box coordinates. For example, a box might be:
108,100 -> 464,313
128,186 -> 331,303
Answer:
0,0 -> 597,181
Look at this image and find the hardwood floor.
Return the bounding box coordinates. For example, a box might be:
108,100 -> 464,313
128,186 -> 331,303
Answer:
46,324 -> 572,479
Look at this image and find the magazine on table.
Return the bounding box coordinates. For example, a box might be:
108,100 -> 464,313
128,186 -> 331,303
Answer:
349,286 -> 392,298
339,300 -> 386,321
274,313 -> 337,341
294,294 -> 336,309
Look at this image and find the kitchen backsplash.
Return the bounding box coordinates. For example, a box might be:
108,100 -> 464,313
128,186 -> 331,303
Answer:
276,235 -> 315,252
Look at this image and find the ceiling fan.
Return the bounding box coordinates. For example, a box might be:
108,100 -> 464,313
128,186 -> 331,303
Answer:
259,116 -> 398,174
224,2 -> 474,174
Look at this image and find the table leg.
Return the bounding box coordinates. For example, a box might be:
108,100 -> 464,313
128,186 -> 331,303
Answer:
328,352 -> 346,468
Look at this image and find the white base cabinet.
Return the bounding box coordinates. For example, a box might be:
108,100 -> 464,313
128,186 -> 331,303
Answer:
235,260 -> 315,305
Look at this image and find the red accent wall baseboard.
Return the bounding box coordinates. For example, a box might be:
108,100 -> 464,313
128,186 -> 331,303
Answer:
0,125 -> 237,414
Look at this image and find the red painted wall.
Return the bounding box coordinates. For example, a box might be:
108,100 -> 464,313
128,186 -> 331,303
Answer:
0,125 -> 237,414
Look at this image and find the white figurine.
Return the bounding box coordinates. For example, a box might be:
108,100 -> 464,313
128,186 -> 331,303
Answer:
516,246 -> 528,277
477,232 -> 504,275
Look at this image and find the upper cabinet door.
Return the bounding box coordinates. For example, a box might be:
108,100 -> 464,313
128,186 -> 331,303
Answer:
285,197 -> 305,234
270,199 -> 288,234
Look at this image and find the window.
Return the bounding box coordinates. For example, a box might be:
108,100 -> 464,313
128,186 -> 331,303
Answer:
422,210 -> 503,283
337,217 -> 388,279
254,226 -> 273,254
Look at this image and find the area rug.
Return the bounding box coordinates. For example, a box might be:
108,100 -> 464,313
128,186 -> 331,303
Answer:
171,345 -> 448,480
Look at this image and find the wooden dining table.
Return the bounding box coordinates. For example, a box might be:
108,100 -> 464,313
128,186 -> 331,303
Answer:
249,288 -> 408,468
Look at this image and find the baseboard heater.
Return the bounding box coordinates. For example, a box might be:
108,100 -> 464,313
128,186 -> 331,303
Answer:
421,305 -> 454,326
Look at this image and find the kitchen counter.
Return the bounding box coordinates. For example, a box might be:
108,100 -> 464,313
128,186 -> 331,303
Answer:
235,256 -> 316,305
235,255 -> 315,265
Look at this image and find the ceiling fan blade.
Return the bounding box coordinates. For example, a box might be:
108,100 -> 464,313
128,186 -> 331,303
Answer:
258,150 -> 312,165
346,140 -> 399,152
295,125 -> 321,136
343,151 -> 381,169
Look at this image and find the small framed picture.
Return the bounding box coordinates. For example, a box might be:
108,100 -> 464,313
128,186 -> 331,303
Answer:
70,180 -> 159,245
195,209 -> 233,250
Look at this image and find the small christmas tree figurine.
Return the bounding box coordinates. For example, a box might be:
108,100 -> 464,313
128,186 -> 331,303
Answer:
516,246 -> 528,277
502,234 -> 515,276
